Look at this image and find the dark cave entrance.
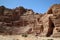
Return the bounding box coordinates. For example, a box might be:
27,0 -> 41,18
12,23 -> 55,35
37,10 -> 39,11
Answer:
46,18 -> 55,37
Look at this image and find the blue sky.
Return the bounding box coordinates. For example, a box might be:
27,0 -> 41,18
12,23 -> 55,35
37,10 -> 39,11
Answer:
0,0 -> 60,13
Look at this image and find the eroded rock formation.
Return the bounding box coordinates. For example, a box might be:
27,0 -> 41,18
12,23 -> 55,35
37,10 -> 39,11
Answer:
0,4 -> 60,37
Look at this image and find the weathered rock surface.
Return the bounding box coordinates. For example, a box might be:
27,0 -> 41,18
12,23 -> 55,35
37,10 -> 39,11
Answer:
47,4 -> 60,37
0,4 -> 60,37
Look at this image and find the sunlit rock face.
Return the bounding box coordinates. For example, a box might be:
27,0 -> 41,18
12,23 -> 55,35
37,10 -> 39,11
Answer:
47,4 -> 60,37
0,4 -> 60,37
0,6 -> 43,35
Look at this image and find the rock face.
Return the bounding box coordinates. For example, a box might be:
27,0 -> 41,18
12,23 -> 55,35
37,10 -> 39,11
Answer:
0,4 -> 60,37
0,6 -> 43,35
47,4 -> 60,37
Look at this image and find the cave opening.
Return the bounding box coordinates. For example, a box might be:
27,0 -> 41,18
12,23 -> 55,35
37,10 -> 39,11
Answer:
46,17 -> 55,37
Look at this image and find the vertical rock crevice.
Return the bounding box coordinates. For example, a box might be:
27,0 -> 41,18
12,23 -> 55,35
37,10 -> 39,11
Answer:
46,18 -> 55,37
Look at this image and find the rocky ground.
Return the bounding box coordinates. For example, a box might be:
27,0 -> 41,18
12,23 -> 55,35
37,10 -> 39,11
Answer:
0,35 -> 60,40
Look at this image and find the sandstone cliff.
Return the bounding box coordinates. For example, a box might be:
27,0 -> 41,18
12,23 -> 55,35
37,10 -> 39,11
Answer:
0,4 -> 60,37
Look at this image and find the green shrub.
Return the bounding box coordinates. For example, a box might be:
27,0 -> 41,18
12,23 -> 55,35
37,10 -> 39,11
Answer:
22,34 -> 28,37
